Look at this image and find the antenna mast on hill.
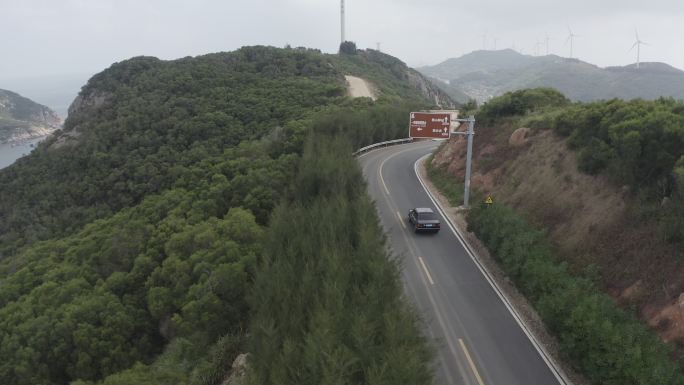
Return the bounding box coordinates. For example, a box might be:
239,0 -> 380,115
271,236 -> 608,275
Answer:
341,0 -> 346,43
630,28 -> 649,69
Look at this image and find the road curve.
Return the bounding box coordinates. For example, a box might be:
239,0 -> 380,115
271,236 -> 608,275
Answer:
360,141 -> 562,385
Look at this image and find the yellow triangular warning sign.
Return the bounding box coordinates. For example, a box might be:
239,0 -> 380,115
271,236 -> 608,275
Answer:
485,195 -> 493,205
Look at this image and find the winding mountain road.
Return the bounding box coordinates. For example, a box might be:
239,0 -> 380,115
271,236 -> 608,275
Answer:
360,141 -> 563,385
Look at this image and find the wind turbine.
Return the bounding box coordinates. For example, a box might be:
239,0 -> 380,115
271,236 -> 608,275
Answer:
481,32 -> 488,50
544,32 -> 551,55
629,28 -> 649,69
565,26 -> 579,58
492,37 -> 499,50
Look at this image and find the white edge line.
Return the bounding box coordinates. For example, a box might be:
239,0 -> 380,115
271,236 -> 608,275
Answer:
418,256 -> 435,285
414,153 -> 570,385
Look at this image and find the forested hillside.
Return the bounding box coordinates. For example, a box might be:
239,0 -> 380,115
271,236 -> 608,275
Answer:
0,46 -> 442,385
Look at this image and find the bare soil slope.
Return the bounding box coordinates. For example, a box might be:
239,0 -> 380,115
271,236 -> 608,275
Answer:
433,125 -> 684,350
345,75 -> 377,100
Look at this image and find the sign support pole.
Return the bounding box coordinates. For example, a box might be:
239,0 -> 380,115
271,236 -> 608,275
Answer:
463,116 -> 475,207
448,115 -> 476,207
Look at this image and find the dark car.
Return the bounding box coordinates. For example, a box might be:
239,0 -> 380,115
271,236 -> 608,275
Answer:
408,207 -> 441,233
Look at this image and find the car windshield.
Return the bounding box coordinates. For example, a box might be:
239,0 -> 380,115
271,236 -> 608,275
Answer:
418,212 -> 437,220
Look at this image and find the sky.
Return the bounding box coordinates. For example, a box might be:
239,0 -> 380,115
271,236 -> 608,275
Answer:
1,0 -> 684,83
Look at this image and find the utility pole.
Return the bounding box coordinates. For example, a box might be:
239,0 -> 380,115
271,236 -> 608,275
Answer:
341,0 -> 346,43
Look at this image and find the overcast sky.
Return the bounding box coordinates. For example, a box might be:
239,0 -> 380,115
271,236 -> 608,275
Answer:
2,0 -> 684,82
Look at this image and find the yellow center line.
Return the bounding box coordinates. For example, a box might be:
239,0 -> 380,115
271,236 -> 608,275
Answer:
459,338 -> 486,385
418,256 -> 435,285
396,211 -> 407,229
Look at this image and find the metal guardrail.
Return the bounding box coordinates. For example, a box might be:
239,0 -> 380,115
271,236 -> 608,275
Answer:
352,137 -> 413,156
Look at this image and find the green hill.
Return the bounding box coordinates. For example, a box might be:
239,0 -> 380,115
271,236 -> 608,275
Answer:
419,50 -> 684,103
0,89 -> 61,143
0,45 -> 443,385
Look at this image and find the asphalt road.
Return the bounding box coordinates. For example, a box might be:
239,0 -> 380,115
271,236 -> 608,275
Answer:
360,141 -> 562,385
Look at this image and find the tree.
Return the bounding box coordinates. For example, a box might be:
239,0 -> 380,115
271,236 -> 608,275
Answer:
339,41 -> 357,55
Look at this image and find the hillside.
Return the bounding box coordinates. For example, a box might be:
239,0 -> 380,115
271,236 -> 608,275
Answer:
419,50 -> 684,103
430,89 -> 684,364
0,88 -> 61,143
0,46 -> 444,385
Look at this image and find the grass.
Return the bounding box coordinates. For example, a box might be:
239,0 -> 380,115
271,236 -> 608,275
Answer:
425,154 -> 464,206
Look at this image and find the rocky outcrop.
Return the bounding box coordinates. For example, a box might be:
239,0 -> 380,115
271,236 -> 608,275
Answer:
48,88 -> 112,149
406,69 -> 455,108
221,353 -> 248,385
509,127 -> 531,146
67,89 -> 110,118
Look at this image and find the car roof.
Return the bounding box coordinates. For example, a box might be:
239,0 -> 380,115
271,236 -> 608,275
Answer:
415,207 -> 434,214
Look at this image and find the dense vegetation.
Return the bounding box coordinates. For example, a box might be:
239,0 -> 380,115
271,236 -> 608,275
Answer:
0,48 -> 343,257
476,87 -> 569,125
0,45 -> 438,385
552,98 -> 684,244
249,134 -> 432,384
467,202 -> 684,385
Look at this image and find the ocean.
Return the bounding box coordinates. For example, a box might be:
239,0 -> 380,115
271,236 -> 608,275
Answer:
0,137 -> 46,169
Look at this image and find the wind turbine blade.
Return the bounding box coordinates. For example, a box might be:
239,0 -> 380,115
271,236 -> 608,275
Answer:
635,27 -> 640,41
628,42 -> 638,52
565,35 -> 571,45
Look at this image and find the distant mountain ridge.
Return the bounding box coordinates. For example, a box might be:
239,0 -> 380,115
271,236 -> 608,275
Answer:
418,49 -> 684,103
0,88 -> 61,143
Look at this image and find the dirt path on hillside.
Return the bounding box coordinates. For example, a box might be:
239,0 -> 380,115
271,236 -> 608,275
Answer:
345,75 -> 377,100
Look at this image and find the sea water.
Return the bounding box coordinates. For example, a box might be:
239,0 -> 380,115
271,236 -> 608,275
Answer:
0,137 -> 46,169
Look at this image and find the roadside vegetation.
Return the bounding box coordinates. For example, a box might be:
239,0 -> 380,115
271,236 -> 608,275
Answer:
0,46 -> 437,385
